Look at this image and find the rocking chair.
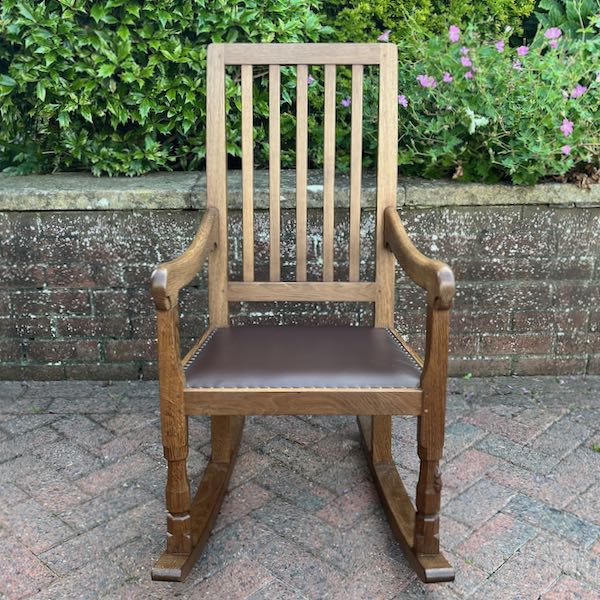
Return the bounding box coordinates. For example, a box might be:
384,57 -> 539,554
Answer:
150,43 -> 456,583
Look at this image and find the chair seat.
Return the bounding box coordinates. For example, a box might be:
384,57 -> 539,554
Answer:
184,326 -> 421,389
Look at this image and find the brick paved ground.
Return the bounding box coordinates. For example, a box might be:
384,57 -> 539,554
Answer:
1,376 -> 599,599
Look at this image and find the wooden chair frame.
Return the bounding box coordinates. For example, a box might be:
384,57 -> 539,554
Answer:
149,43 -> 455,584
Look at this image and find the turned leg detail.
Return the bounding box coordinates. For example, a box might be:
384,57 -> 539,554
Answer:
414,457 -> 442,555
164,446 -> 193,555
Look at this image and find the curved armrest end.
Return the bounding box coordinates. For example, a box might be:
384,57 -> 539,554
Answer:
151,267 -> 171,311
384,206 -> 455,310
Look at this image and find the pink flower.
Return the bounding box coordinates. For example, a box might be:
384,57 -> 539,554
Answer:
341,97 -> 351,108
416,74 -> 437,88
549,39 -> 559,49
544,27 -> 562,40
442,72 -> 453,83
560,118 -> 574,136
495,40 -> 505,53
460,46 -> 469,55
517,46 -> 529,56
397,94 -> 408,107
460,56 -> 472,67
464,71 -> 474,79
561,144 -> 571,155
307,74 -> 315,85
571,84 -> 587,98
449,25 -> 460,43
512,60 -> 522,70
378,30 -> 391,42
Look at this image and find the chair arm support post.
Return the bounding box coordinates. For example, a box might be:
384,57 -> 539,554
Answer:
151,207 -> 219,311
383,207 -> 455,310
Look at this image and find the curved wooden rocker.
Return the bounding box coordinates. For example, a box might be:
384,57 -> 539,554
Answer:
149,42 -> 455,584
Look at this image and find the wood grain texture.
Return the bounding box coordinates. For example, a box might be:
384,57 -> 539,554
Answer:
269,65 -> 281,282
227,281 -> 377,302
221,43 -> 383,65
374,44 -> 398,327
152,416 -> 244,581
184,389 -> 422,416
322,64 -> 336,282
349,64 -> 364,283
385,207 -> 455,310
357,416 -> 455,583
206,44 -> 228,326
241,64 -> 254,282
151,208 -> 218,311
296,64 -> 308,282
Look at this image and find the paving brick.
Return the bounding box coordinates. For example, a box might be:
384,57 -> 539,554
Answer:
38,500 -> 162,576
475,433 -> 561,474
503,494 -> 600,547
254,533 -> 345,600
34,439 -> 104,480
567,483 -> 600,527
542,575 -> 600,600
442,420 -> 488,460
1,413 -> 60,436
444,478 -> 515,528
75,453 -> 155,495
0,425 -> 60,463
455,513 -> 536,573
469,548 -> 559,600
215,481 -> 272,532
246,580 -> 308,600
316,478 -> 379,529
254,462 -> 336,512
192,558 -> 273,599
51,414 -> 115,453
0,537 -> 56,600
463,407 -> 537,444
442,448 -> 503,493
0,497 -> 75,554
529,415 -> 592,458
257,436 -> 329,478
59,482 -> 149,532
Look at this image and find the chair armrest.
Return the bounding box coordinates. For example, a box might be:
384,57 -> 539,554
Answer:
384,207 -> 455,310
151,207 -> 219,311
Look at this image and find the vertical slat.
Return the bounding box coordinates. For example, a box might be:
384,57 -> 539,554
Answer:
269,65 -> 281,282
374,44 -> 398,327
206,44 -> 228,326
349,64 -> 364,282
323,64 -> 336,282
241,64 -> 254,282
296,65 -> 308,282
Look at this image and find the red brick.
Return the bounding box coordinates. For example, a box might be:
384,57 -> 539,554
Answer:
104,339 -> 156,361
556,332 -> 600,354
449,334 -> 479,355
480,333 -> 554,355
554,282 -> 600,308
451,311 -> 510,333
0,340 -> 22,361
194,558 -> 273,599
513,356 -> 587,376
26,340 -> 100,362
46,263 -> 123,288
448,357 -> 511,376
91,290 -> 128,314
55,316 -> 130,337
13,290 -> 90,316
512,310 -> 588,332
0,265 -> 45,288
64,363 -> 141,380
543,575 -> 600,600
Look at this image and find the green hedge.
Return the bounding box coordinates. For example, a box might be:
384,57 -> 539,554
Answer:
0,0 -> 598,183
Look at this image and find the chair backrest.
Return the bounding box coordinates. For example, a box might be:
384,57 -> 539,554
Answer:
205,43 -> 398,327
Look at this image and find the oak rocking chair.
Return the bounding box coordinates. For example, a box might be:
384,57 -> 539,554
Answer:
150,43 -> 456,583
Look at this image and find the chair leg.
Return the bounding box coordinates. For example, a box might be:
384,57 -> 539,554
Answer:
152,415 -> 245,581
414,454 -> 441,555
164,443 -> 193,555
357,415 -> 454,583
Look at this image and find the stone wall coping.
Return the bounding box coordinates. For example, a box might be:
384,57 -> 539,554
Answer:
0,170 -> 598,211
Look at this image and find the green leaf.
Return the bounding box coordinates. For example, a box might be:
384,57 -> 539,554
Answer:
0,74 -> 17,88
36,81 -> 46,101
98,63 -> 116,78
90,4 -> 106,23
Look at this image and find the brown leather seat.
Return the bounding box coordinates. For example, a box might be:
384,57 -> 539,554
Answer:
184,326 -> 421,389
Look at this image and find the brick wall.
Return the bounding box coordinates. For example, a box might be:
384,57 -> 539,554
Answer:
0,173 -> 598,379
